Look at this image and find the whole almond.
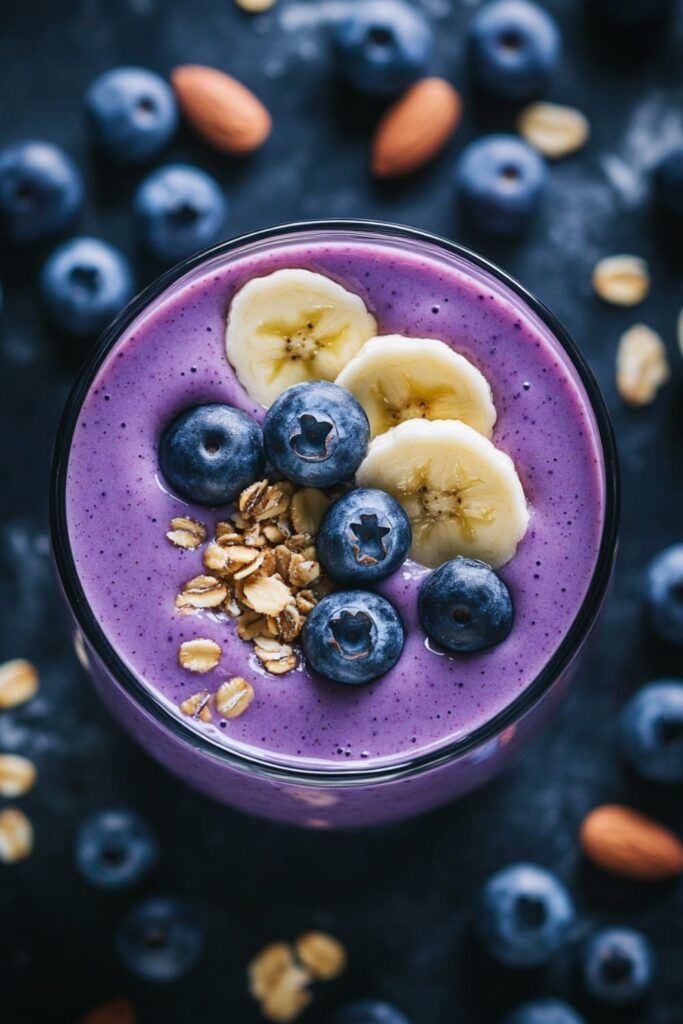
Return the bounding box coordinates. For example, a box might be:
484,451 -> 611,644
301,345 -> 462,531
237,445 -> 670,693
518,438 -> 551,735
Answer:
172,65 -> 271,155
580,804 -> 683,881
372,78 -> 462,179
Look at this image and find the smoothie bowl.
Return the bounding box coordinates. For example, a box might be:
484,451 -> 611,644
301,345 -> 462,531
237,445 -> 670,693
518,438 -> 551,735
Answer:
50,221 -> 618,828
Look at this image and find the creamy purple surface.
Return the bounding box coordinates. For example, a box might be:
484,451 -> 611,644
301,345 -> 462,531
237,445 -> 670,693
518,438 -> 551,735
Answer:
66,234 -> 605,772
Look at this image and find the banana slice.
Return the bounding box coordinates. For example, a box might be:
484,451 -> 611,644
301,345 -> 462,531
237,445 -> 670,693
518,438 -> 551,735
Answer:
226,269 -> 378,407
336,334 -> 496,438
356,419 -> 529,569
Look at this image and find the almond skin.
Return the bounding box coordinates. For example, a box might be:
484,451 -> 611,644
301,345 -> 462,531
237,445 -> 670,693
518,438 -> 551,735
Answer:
580,804 -> 683,881
172,65 -> 271,155
372,78 -> 462,179
76,998 -> 135,1024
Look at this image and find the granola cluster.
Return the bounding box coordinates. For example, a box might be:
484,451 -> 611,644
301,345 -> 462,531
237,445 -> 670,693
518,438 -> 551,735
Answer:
168,479 -> 331,683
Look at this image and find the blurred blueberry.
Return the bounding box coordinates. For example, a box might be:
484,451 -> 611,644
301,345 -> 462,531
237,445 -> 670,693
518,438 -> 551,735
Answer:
40,236 -> 134,337
0,140 -> 83,243
456,135 -> 546,236
644,544 -> 683,643
581,927 -> 655,1006
619,679 -> 683,783
317,489 -> 412,585
160,403 -> 264,506
329,1001 -> 411,1024
134,164 -> 226,263
653,145 -> 683,218
85,66 -> 178,163
476,863 -> 575,968
419,557 -> 514,653
263,380 -> 370,487
592,0 -> 674,24
302,590 -> 404,685
116,897 -> 204,981
332,0 -> 434,97
75,808 -> 158,890
502,999 -> 586,1024
469,0 -> 561,101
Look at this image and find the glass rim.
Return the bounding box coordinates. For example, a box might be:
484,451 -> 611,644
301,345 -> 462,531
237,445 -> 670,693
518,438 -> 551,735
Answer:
49,219 -> 620,788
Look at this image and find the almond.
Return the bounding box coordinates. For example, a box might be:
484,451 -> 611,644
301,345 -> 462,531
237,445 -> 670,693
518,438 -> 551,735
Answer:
580,804 -> 683,881
372,78 -> 462,179
172,65 -> 271,155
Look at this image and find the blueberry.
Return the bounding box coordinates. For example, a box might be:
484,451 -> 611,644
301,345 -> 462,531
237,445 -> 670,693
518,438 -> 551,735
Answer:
619,679 -> 683,783
40,236 -> 135,337
581,927 -> 655,1006
332,0 -> 433,97
134,164 -> 227,264
85,66 -> 178,163
644,544 -> 683,643
329,1001 -> 411,1024
317,489 -> 411,585
160,404 -> 264,506
457,135 -> 546,236
653,146 -> 683,219
75,808 -> 158,890
469,0 -> 561,101
419,557 -> 513,654
263,381 -> 370,487
502,1000 -> 586,1024
116,897 -> 203,981
0,140 -> 83,243
301,590 -> 404,685
476,863 -> 575,968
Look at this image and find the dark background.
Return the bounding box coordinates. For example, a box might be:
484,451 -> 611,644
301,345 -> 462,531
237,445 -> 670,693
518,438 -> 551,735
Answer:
1,1 -> 683,1022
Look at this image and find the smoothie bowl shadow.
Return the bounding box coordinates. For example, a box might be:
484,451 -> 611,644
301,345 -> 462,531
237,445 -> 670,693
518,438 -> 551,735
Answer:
50,220 -> 619,828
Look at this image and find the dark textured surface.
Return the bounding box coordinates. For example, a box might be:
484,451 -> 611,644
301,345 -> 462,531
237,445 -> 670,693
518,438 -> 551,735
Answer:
1,1 -> 683,1022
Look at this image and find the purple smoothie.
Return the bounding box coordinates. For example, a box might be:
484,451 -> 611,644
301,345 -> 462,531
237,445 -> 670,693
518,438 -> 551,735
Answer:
64,228 -> 606,789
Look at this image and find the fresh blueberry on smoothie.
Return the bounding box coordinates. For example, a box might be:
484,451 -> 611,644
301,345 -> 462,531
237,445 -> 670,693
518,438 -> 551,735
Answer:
263,381 -> 370,487
302,591 -> 404,685
419,557 -> 514,653
159,403 -> 264,505
317,489 -> 412,585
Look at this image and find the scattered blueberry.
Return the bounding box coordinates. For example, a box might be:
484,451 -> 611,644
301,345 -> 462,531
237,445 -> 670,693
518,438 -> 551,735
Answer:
332,0 -> 434,97
468,0 -> 561,101
592,0 -> 674,24
134,164 -> 227,263
502,999 -> 586,1024
456,135 -> 546,236
85,66 -> 178,163
75,808 -> 158,890
644,544 -> 683,644
476,863 -> 575,968
581,927 -> 655,1006
116,897 -> 204,981
263,381 -> 370,488
0,140 -> 83,243
653,145 -> 683,219
329,1001 -> 412,1024
40,236 -> 134,337
160,403 -> 264,506
619,679 -> 683,783
317,489 -> 412,585
301,590 -> 404,685
419,557 -> 513,653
